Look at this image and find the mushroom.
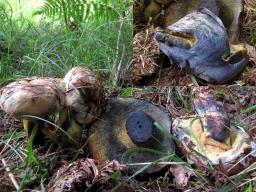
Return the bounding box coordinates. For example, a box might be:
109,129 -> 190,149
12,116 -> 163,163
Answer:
0,67 -> 104,144
88,97 -> 175,175
173,116 -> 253,171
154,8 -> 248,83
172,86 -> 255,175
61,66 -> 104,142
0,77 -> 66,140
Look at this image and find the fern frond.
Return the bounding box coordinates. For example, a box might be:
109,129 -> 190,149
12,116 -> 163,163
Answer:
34,0 -> 120,30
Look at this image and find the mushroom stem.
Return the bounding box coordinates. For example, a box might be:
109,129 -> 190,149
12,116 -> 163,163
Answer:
22,116 -> 56,143
66,118 -> 83,143
23,118 -> 39,136
59,109 -> 83,144
22,118 -> 41,143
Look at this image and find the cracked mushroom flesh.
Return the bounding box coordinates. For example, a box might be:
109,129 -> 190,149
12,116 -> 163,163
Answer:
0,77 -> 65,139
172,87 -> 253,170
154,8 -> 248,84
173,117 -> 251,165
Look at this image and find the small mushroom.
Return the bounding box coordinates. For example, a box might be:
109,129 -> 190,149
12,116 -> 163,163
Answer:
0,77 -> 66,140
154,8 -> 248,83
61,66 -> 104,142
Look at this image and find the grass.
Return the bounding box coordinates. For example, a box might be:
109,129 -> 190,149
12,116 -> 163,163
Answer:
0,0 -> 132,85
0,0 -> 132,190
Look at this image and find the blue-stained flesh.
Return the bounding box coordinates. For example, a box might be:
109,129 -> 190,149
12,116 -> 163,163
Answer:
154,8 -> 248,84
126,111 -> 153,143
192,87 -> 230,142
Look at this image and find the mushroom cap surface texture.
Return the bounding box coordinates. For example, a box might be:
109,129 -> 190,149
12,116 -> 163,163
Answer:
64,66 -> 104,125
0,77 -> 65,117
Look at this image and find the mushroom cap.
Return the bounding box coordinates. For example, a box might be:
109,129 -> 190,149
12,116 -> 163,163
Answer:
0,77 -> 66,117
64,66 -> 100,91
88,98 -> 175,175
64,67 -> 104,125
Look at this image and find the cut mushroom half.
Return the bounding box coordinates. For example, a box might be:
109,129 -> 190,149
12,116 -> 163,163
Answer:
172,116 -> 254,174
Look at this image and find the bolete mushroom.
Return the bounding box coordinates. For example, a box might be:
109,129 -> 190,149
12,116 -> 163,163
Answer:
154,8 -> 248,84
173,116 -> 254,175
172,86 -> 255,175
0,77 -> 66,141
61,66 -> 104,142
0,67 -> 104,144
88,98 -> 175,175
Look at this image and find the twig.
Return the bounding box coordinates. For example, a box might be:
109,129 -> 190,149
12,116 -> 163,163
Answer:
1,158 -> 19,191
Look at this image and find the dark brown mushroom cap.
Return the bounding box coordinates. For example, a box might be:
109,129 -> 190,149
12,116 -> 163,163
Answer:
0,77 -> 65,117
64,67 -> 104,125
88,98 -> 175,175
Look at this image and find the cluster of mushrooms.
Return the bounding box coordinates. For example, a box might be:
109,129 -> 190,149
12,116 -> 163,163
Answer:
0,67 -> 255,176
0,67 -> 103,144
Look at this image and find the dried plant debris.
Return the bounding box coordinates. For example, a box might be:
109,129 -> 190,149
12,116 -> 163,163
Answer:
242,0 -> 256,45
126,27 -> 192,86
127,27 -> 163,84
132,86 -> 192,117
169,165 -> 194,188
48,159 -> 129,192
239,44 -> 256,85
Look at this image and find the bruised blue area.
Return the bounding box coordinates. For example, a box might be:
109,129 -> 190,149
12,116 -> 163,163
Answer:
154,8 -> 247,84
126,111 -> 153,143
